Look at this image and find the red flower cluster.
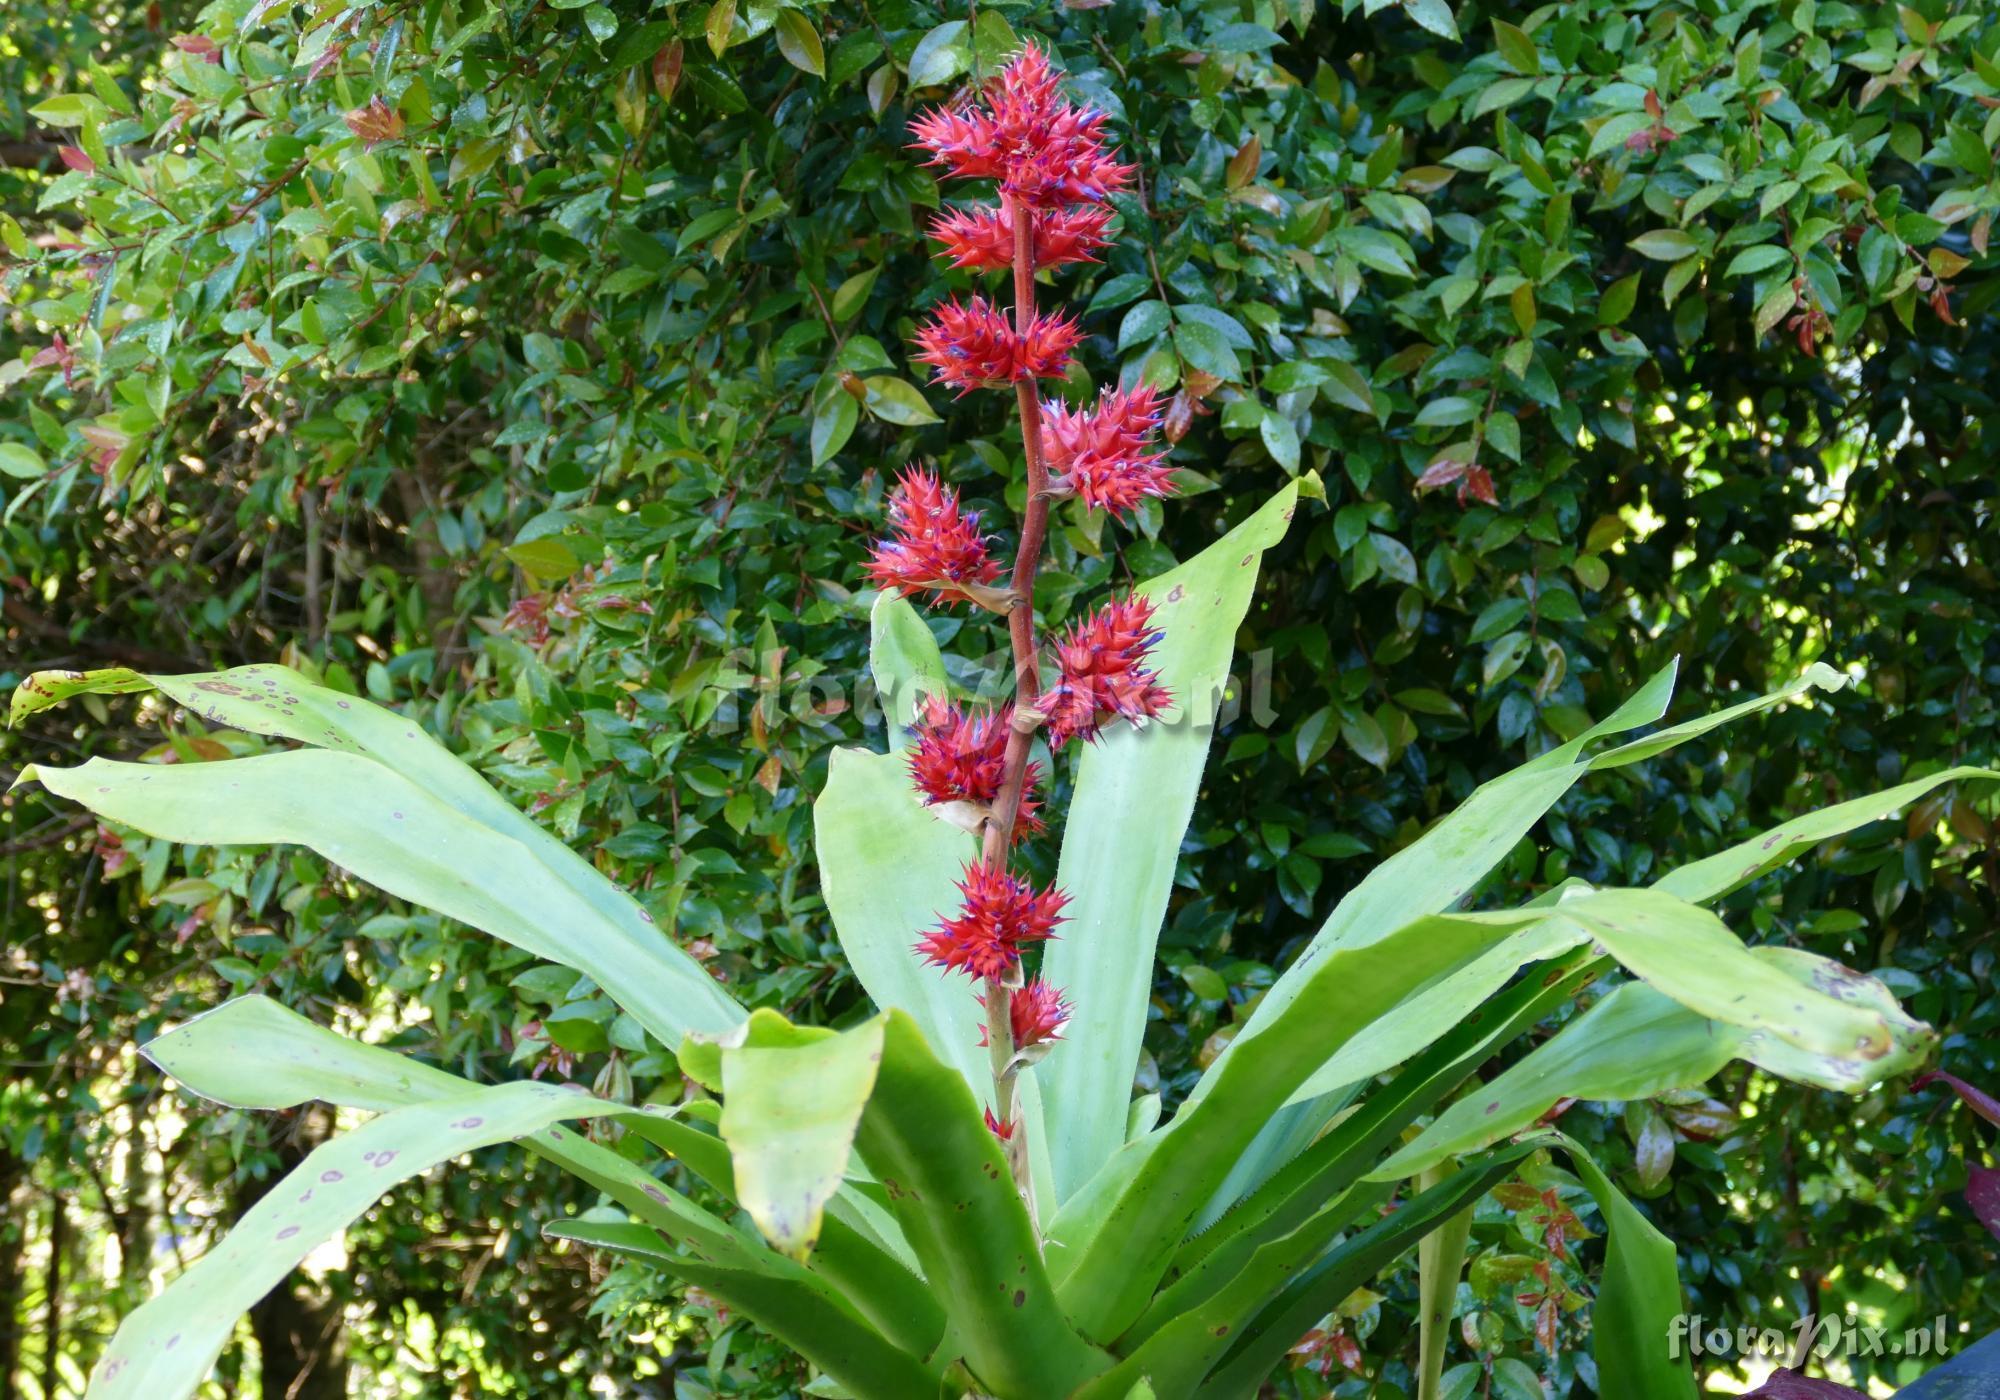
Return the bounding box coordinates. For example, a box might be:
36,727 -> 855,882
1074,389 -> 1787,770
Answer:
1044,595 -> 1173,746
912,296 -> 1081,395
929,203 -> 1113,273
978,978 -> 1071,1050
915,861 -> 1067,982
907,696 -> 1043,841
1041,383 -> 1176,518
910,44 -> 1135,208
865,467 -> 1002,607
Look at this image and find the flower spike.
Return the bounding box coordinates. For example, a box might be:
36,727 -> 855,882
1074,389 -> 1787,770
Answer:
1044,595 -> 1173,746
913,296 -> 1081,395
1042,383 -> 1176,518
915,861 -> 1068,982
865,467 -> 1008,609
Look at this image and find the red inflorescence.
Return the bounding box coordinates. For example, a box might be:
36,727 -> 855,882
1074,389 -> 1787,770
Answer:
1044,595 -> 1173,746
865,467 -> 1002,607
910,44 -> 1136,209
928,204 -> 1114,274
907,696 -> 1043,841
983,1106 -> 1016,1141
913,296 -> 1081,395
1041,383 -> 1176,517
915,861 -> 1068,982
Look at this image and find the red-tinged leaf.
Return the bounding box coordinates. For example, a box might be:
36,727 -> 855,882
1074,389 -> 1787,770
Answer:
652,41 -> 683,102
1415,458 -> 1471,492
171,33 -> 222,62
1913,1070 -> 2000,1130
1743,1369 -> 1869,1399
343,96 -> 405,147
1462,464 -> 1498,506
1969,1164 -> 2000,1243
1330,1329 -> 1363,1375
60,146 -> 95,174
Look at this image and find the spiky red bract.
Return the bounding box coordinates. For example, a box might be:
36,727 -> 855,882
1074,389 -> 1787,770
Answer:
1044,595 -> 1173,746
915,861 -> 1068,982
984,1106 -> 1016,1141
906,696 -> 1043,840
977,977 -> 1071,1048
864,467 -> 1001,606
913,296 -> 1081,394
909,43 -> 1136,209
1042,383 -> 1176,517
1011,979 -> 1071,1047
928,204 -> 1114,273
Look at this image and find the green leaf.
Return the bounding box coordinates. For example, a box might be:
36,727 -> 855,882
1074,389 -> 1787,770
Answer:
812,747 -> 983,1094
1119,300 -> 1171,353
1588,113 -> 1652,159
811,390 -> 857,464
861,376 -> 940,425
1202,663 -> 1849,1215
1039,484 -> 1303,1201
1549,1135 -> 1699,1400
773,10 -> 825,77
1629,229 -> 1700,261
717,1010 -> 884,1259
1722,244 -> 1792,277
1195,1146 -> 1539,1399
906,21 -> 969,87
867,592 -> 949,747
0,443 -> 47,479
704,0 -> 735,55
545,1221 -> 944,1400
1322,361 -> 1376,414
143,996 -> 757,1262
1174,321 -> 1241,381
1492,19 -> 1538,74
1405,0 -> 1460,41
17,667 -> 743,1050
1653,766 -> 1999,903
856,1011 -> 1112,1396
1259,412 -> 1300,472
1052,897 -> 1560,1341
87,1081 -> 656,1400
1378,942 -> 1933,1178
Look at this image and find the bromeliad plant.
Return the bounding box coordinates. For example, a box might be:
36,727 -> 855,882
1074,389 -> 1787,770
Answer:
13,43 -> 1997,1400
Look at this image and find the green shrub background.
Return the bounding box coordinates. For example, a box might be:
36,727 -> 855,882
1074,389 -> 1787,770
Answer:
2,0 -> 1996,1393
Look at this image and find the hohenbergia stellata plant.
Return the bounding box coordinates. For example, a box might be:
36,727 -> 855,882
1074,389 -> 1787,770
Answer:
15,38 -> 1996,1400
873,40 -> 1177,1216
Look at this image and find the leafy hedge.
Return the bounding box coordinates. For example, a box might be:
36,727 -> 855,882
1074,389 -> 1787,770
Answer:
3,0 -> 1996,1392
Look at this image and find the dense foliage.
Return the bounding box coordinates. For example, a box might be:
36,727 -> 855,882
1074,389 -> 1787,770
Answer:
3,0 -> 1996,1393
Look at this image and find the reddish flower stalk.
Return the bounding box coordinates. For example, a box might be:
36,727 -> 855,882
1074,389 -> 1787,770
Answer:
891,41 -> 1162,1222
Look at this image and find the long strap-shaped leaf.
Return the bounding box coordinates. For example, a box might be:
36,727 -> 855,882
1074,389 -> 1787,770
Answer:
545,1220 -> 949,1400
162,996 -> 950,1370
146,997 -> 760,1263
1039,481 -> 1305,1201
1053,883 -> 1912,1342
1197,663 -> 1848,1215
853,1010 -> 1113,1398
1189,1145 -> 1541,1400
1654,764 -> 1999,903
1376,948 -> 1936,1178
16,665 -> 742,1048
85,1081 -> 654,1400
1167,950 -> 1606,1292
617,1111 -> 947,1358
